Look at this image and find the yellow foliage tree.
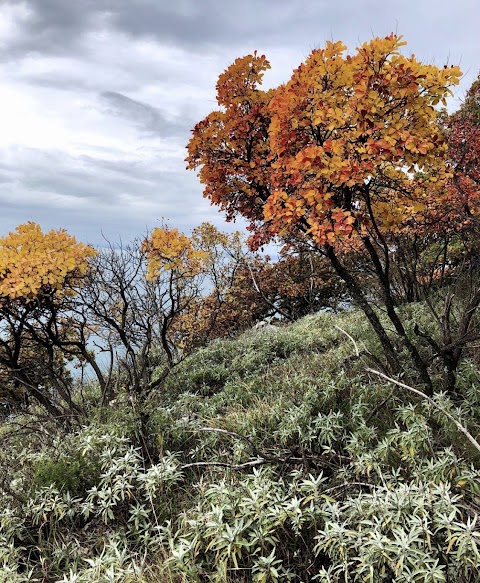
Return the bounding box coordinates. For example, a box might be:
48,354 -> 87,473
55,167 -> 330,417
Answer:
0,222 -> 96,302
0,223 -> 96,421
143,226 -> 207,279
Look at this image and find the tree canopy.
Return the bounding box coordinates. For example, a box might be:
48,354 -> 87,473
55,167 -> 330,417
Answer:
187,35 -> 461,251
0,222 -> 96,302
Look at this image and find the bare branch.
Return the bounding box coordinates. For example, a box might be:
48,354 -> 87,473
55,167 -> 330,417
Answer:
335,325 -> 360,357
366,368 -> 480,455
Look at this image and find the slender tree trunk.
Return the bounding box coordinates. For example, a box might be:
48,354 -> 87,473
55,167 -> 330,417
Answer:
361,237 -> 433,395
325,246 -> 400,373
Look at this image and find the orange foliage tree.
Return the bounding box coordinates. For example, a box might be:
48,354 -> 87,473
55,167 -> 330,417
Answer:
382,73 -> 480,390
188,53 -> 275,225
445,73 -> 480,230
188,35 -> 464,392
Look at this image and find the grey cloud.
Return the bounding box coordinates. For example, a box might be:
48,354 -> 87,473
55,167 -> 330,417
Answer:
4,0 -> 305,56
105,0 -> 308,47
9,0 -> 479,56
3,0 -> 477,102
0,0 -> 104,59
100,91 -> 185,137
4,1 -> 478,90
0,146 -> 218,245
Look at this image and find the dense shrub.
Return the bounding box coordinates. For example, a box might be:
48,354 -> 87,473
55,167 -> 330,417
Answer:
1,308 -> 480,581
33,451 -> 102,498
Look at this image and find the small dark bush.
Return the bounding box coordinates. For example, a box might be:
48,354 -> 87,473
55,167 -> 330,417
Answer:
33,450 -> 101,496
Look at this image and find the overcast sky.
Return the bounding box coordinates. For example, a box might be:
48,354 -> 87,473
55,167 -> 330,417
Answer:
0,0 -> 478,246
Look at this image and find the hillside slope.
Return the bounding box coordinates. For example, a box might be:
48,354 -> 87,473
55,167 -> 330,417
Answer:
1,307 -> 480,582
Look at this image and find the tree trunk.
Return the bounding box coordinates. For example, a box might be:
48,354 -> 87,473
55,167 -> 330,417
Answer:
325,246 -> 400,374
361,237 -> 433,395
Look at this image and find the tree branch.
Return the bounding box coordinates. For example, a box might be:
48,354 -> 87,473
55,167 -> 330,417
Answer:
366,368 -> 480,455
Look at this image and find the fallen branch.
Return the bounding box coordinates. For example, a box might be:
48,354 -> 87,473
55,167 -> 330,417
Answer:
181,453 -> 349,472
181,458 -> 269,471
322,481 -> 386,496
183,426 -> 351,472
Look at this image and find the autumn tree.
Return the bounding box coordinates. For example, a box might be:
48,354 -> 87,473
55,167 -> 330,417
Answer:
444,73 -> 480,228
188,35 -> 465,392
141,225 -> 209,367
401,74 -> 480,387
377,73 -> 480,389
188,53 -> 275,225
215,252 -> 342,329
0,221 -> 225,445
169,223 -> 251,349
265,252 -> 346,318
397,74 -> 480,291
0,223 -> 96,421
65,226 -> 213,404
171,223 -> 345,349
0,221 -> 256,427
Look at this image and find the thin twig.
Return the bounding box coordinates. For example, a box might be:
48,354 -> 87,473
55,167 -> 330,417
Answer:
322,481 -> 386,496
181,459 -> 269,471
181,454 -> 349,472
365,387 -> 396,423
181,424 -> 352,473
335,325 -> 359,357
247,263 -> 294,322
